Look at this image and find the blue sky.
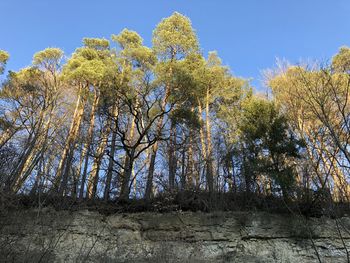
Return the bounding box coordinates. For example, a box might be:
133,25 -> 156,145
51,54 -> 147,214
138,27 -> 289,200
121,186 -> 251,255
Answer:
1,0 -> 350,89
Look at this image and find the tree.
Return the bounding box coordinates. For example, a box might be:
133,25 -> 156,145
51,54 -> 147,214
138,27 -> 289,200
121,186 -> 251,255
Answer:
1,48 -> 64,193
237,96 -> 304,198
0,50 -> 9,75
80,38 -> 116,199
109,29 -> 167,200
56,39 -> 113,196
144,12 -> 200,200
268,50 -> 350,201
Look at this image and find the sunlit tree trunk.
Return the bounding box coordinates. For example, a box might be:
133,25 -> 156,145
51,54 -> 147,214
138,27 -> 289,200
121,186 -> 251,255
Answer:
11,99 -> 55,193
87,118 -> 112,199
197,99 -> 214,192
119,113 -> 137,200
56,85 -> 87,195
205,88 -> 214,193
79,88 -> 100,198
198,101 -> 207,161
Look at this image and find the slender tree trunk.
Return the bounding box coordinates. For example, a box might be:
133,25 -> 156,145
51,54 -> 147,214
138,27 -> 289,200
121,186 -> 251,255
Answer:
320,148 -> 350,202
57,87 -> 86,195
103,63 -> 125,200
10,109 -> 45,188
300,123 -> 343,198
205,88 -> 214,193
103,130 -> 117,200
39,154 -> 52,194
87,117 -> 112,199
103,105 -> 119,201
144,96 -> 170,200
119,151 -> 135,200
197,101 -> 207,161
180,135 -> 186,191
144,58 -> 173,200
30,158 -> 44,196
55,86 -> 83,188
79,88 -> 100,199
198,100 -> 212,192
11,142 -> 39,192
75,142 -> 86,198
145,147 -> 157,200
187,137 -> 195,187
168,120 -> 177,191
11,101 -> 55,193
144,106 -> 167,200
0,127 -> 18,150
12,147 -> 43,193
186,107 -> 196,188
119,112 -> 137,200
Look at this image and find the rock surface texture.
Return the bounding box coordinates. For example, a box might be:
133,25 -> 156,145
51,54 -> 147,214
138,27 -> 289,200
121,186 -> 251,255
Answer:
0,209 -> 349,262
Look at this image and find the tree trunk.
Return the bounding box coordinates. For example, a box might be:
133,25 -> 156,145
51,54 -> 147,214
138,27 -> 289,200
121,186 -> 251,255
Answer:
87,118 -> 111,199
321,148 -> 350,202
11,101 -> 55,193
75,142 -> 86,198
79,88 -> 100,199
144,63 -> 172,200
103,105 -> 119,201
168,120 -> 177,191
119,152 -> 135,200
197,101 -> 207,160
57,86 -> 86,195
103,63 -> 125,200
205,88 -> 214,193
0,127 -> 18,150
144,110 -> 167,200
145,147 -> 157,200
119,112 -> 137,200
180,135 -> 186,191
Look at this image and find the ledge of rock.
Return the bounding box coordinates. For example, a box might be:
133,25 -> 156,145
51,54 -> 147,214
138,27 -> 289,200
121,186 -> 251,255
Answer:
0,208 -> 349,262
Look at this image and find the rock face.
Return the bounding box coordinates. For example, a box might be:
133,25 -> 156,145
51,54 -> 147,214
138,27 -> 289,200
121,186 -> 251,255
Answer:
0,209 -> 349,262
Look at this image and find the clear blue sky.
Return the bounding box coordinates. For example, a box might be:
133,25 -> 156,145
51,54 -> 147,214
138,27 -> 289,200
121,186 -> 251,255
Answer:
1,0 -> 350,89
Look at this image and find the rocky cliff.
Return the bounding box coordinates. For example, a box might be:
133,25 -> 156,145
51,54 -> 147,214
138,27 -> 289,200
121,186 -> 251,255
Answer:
0,208 -> 349,262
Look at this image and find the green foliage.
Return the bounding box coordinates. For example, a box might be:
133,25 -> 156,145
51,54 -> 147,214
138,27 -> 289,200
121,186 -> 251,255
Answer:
193,51 -> 237,105
170,107 -> 201,128
152,12 -> 199,60
33,48 -> 63,69
64,57 -> 107,83
110,29 -> 157,103
83,38 -> 110,50
0,50 -> 10,75
238,96 -> 304,195
112,29 -> 143,49
62,38 -> 115,86
332,46 -> 350,72
0,67 -> 44,104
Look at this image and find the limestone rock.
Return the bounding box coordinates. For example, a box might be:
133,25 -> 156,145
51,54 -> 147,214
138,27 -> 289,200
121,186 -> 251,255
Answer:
0,209 -> 348,262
